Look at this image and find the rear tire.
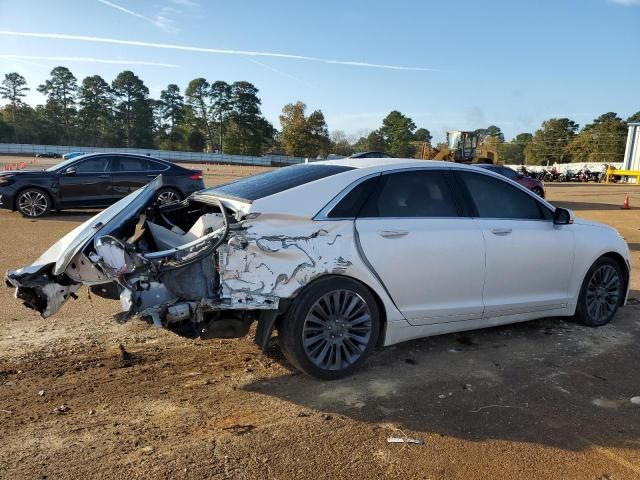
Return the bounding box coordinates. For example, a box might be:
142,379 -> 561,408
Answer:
278,277 -> 380,380
155,187 -> 182,206
575,257 -> 623,327
16,188 -> 51,218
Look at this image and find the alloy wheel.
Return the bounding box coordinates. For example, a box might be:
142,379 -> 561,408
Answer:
156,190 -> 180,206
585,264 -> 620,323
302,289 -> 372,371
18,191 -> 48,217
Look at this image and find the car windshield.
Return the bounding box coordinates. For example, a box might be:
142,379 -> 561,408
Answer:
198,163 -> 354,202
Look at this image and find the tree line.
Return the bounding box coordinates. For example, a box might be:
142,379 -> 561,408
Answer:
1,68 -> 638,163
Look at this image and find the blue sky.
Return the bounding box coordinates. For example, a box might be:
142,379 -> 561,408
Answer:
0,0 -> 638,142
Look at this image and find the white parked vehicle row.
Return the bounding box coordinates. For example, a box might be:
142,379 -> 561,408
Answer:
6,158 -> 631,379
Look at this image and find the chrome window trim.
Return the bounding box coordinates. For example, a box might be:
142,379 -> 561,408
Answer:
314,165 -> 559,223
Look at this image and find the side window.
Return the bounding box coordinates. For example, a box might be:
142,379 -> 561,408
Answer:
74,157 -> 110,173
148,160 -> 168,171
119,157 -> 150,171
459,171 -> 545,220
327,176 -> 379,218
359,170 -> 458,218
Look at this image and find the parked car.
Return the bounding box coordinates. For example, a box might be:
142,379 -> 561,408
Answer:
6,158 -> 630,379
62,152 -> 85,160
0,153 -> 204,217
474,163 -> 545,197
349,151 -> 393,159
35,152 -> 61,158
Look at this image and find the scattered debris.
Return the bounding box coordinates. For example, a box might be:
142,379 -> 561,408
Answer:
297,410 -> 309,417
404,358 -> 417,365
630,397 -> 640,406
462,384 -> 474,392
88,410 -> 96,416
322,414 -> 333,421
53,404 -> 70,415
387,437 -> 424,445
470,404 -> 527,413
38,390 -> 45,397
222,424 -> 256,435
0,409 -> 11,414
119,344 -> 133,368
141,446 -> 154,454
438,394 -> 446,399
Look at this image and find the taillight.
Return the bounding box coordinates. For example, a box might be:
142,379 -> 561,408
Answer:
189,171 -> 203,180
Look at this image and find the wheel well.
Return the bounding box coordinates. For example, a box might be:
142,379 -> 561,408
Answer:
13,186 -> 54,211
601,252 -> 630,303
278,274 -> 388,348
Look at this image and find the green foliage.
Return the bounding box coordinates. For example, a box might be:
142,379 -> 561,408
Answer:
37,67 -> 78,144
626,111 -> 640,124
0,72 -> 29,142
279,101 -> 330,157
565,112 -> 627,163
111,71 -> 154,148
379,110 -> 417,158
353,131 -> 386,153
413,127 -> 432,143
498,133 -> 532,164
78,75 -> 113,147
330,130 -> 355,156
525,118 -> 578,165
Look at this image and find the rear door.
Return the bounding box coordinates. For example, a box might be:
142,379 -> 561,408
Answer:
58,156 -> 115,207
354,169 -> 486,325
111,156 -> 169,200
455,170 -> 575,316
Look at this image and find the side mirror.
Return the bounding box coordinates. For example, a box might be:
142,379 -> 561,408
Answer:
63,167 -> 76,176
553,207 -> 574,225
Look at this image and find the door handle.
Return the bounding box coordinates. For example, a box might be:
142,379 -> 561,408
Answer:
491,228 -> 512,236
378,230 -> 409,238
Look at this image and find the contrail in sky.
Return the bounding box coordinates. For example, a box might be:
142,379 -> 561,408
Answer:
0,31 -> 442,72
0,54 -> 178,68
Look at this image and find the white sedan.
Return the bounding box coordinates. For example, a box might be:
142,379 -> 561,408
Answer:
6,158 -> 631,379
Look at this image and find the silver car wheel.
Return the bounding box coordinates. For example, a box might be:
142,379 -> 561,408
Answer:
18,191 -> 48,217
156,190 -> 181,206
585,264 -> 620,322
302,289 -> 372,371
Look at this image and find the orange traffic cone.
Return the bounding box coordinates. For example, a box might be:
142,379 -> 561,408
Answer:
622,195 -> 630,210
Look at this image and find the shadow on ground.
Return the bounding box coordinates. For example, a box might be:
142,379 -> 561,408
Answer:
246,301 -> 640,452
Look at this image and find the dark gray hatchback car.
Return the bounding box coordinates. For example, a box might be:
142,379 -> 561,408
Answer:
0,153 -> 205,217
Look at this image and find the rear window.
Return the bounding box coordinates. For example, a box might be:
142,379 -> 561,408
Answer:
199,164 -> 354,202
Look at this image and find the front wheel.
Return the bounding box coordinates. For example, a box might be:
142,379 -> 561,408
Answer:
278,277 -> 380,380
16,188 -> 51,218
575,257 -> 624,327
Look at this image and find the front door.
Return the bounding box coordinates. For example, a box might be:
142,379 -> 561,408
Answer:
455,170 -> 575,316
58,156 -> 115,207
354,169 -> 486,325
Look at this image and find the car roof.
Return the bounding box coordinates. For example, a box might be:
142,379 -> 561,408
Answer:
311,157 -> 472,171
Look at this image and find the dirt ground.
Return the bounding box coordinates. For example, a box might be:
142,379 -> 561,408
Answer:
1,162 -> 640,479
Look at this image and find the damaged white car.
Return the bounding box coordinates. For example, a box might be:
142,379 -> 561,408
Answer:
6,159 -> 631,379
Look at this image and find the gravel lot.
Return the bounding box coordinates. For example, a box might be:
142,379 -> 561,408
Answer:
1,159 -> 639,479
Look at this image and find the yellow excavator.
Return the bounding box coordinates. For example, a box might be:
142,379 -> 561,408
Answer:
419,130 -> 500,164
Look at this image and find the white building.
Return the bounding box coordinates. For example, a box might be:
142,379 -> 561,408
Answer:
623,122 -> 640,172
